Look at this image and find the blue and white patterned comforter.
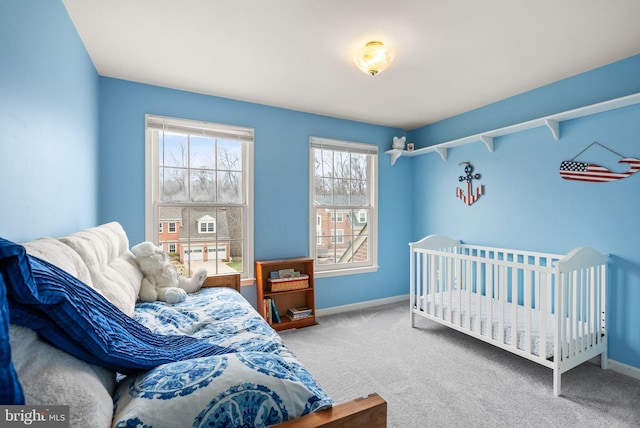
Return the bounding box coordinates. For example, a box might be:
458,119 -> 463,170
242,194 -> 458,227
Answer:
112,287 -> 332,428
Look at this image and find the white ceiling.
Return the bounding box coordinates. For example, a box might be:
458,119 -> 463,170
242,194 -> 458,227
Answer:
62,0 -> 640,131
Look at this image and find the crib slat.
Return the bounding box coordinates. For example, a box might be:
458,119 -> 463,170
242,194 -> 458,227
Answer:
539,272 -> 547,360
599,264 -> 604,344
561,275 -> 568,361
476,256 -> 482,334
448,253 -> 454,324
586,266 -> 597,348
511,263 -> 518,350
499,264 -> 506,344
486,261 -> 493,340
591,266 -> 596,347
571,271 -> 578,357
580,268 -> 587,351
524,267 -> 532,354
466,257 -> 472,330
422,254 -> 438,315
435,252 -> 446,320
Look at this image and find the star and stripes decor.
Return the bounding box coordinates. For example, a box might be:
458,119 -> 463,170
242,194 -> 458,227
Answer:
560,142 -> 640,183
456,162 -> 483,206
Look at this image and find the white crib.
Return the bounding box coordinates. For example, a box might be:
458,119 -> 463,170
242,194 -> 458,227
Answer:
409,235 -> 608,396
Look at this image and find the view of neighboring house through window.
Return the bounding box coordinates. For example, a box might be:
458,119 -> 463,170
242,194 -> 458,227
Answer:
309,136 -> 378,276
145,115 -> 254,279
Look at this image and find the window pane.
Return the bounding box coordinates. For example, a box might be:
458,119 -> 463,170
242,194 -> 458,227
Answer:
190,169 -> 216,202
314,149 -> 333,179
190,136 -> 215,169
333,177 -> 349,204
315,207 -> 335,265
217,140 -> 243,204
217,139 -> 242,172
228,238 -> 243,274
160,132 -> 189,167
333,152 -> 349,179
314,177 -> 333,205
225,207 -> 244,274
160,167 -> 188,202
217,171 -> 242,203
350,179 -> 368,206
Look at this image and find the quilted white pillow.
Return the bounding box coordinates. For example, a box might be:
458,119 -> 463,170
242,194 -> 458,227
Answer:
23,237 -> 93,287
59,222 -> 142,316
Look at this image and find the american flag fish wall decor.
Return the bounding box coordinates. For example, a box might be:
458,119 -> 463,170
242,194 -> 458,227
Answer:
559,142 -> 640,183
456,162 -> 483,206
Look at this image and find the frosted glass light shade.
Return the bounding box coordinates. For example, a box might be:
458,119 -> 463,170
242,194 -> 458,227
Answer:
353,41 -> 395,76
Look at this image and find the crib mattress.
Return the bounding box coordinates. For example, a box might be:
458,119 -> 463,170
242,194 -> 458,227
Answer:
417,291 -> 592,360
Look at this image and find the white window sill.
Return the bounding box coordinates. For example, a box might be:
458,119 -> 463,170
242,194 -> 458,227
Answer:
314,265 -> 379,279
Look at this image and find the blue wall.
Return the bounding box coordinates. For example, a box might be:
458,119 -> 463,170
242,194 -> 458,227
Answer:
0,0 -> 99,243
4,0 -> 639,372
408,54 -> 640,370
98,78 -> 413,308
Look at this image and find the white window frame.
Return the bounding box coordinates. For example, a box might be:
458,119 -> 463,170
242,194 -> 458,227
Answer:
145,114 -> 254,281
309,136 -> 378,278
198,219 -> 216,233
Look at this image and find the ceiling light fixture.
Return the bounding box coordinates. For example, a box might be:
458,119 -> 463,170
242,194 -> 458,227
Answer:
353,41 -> 395,76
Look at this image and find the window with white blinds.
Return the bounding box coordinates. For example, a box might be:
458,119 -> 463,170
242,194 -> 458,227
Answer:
145,115 -> 254,280
309,136 -> 378,277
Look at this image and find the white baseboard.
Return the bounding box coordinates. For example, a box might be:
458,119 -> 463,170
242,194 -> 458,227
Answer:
588,356 -> 640,381
607,359 -> 640,381
316,294 -> 409,317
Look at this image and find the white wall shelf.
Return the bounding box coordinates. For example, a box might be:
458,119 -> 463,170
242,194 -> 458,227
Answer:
386,92 -> 640,165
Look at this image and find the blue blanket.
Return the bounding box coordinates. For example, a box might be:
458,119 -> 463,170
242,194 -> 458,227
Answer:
0,238 -> 234,379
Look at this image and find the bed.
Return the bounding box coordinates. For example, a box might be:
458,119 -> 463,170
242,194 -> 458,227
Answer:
116,275 -> 387,428
1,222 -> 386,427
409,234 -> 608,396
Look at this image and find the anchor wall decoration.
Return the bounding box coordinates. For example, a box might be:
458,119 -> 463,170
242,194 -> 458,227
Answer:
456,162 -> 483,206
559,141 -> 640,182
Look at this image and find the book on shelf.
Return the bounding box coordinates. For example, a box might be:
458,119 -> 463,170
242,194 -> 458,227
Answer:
270,299 -> 281,323
263,298 -> 272,325
286,306 -> 313,320
263,297 -> 282,325
277,268 -> 296,279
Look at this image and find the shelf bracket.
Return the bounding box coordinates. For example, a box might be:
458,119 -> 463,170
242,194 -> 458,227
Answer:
480,135 -> 494,152
435,147 -> 448,161
545,119 -> 560,140
389,150 -> 401,166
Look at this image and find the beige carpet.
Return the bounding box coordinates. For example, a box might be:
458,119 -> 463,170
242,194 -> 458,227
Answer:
280,301 -> 640,428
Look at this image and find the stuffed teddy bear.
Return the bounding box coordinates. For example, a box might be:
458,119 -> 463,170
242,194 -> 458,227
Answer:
392,135 -> 406,150
131,241 -> 207,304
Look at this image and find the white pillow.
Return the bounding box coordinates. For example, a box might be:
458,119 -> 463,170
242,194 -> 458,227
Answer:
9,325 -> 115,428
23,237 -> 92,287
59,222 -> 142,316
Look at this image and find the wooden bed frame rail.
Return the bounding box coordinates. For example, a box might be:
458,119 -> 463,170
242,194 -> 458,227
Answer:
202,274 -> 388,427
202,272 -> 241,292
276,393 -> 387,428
